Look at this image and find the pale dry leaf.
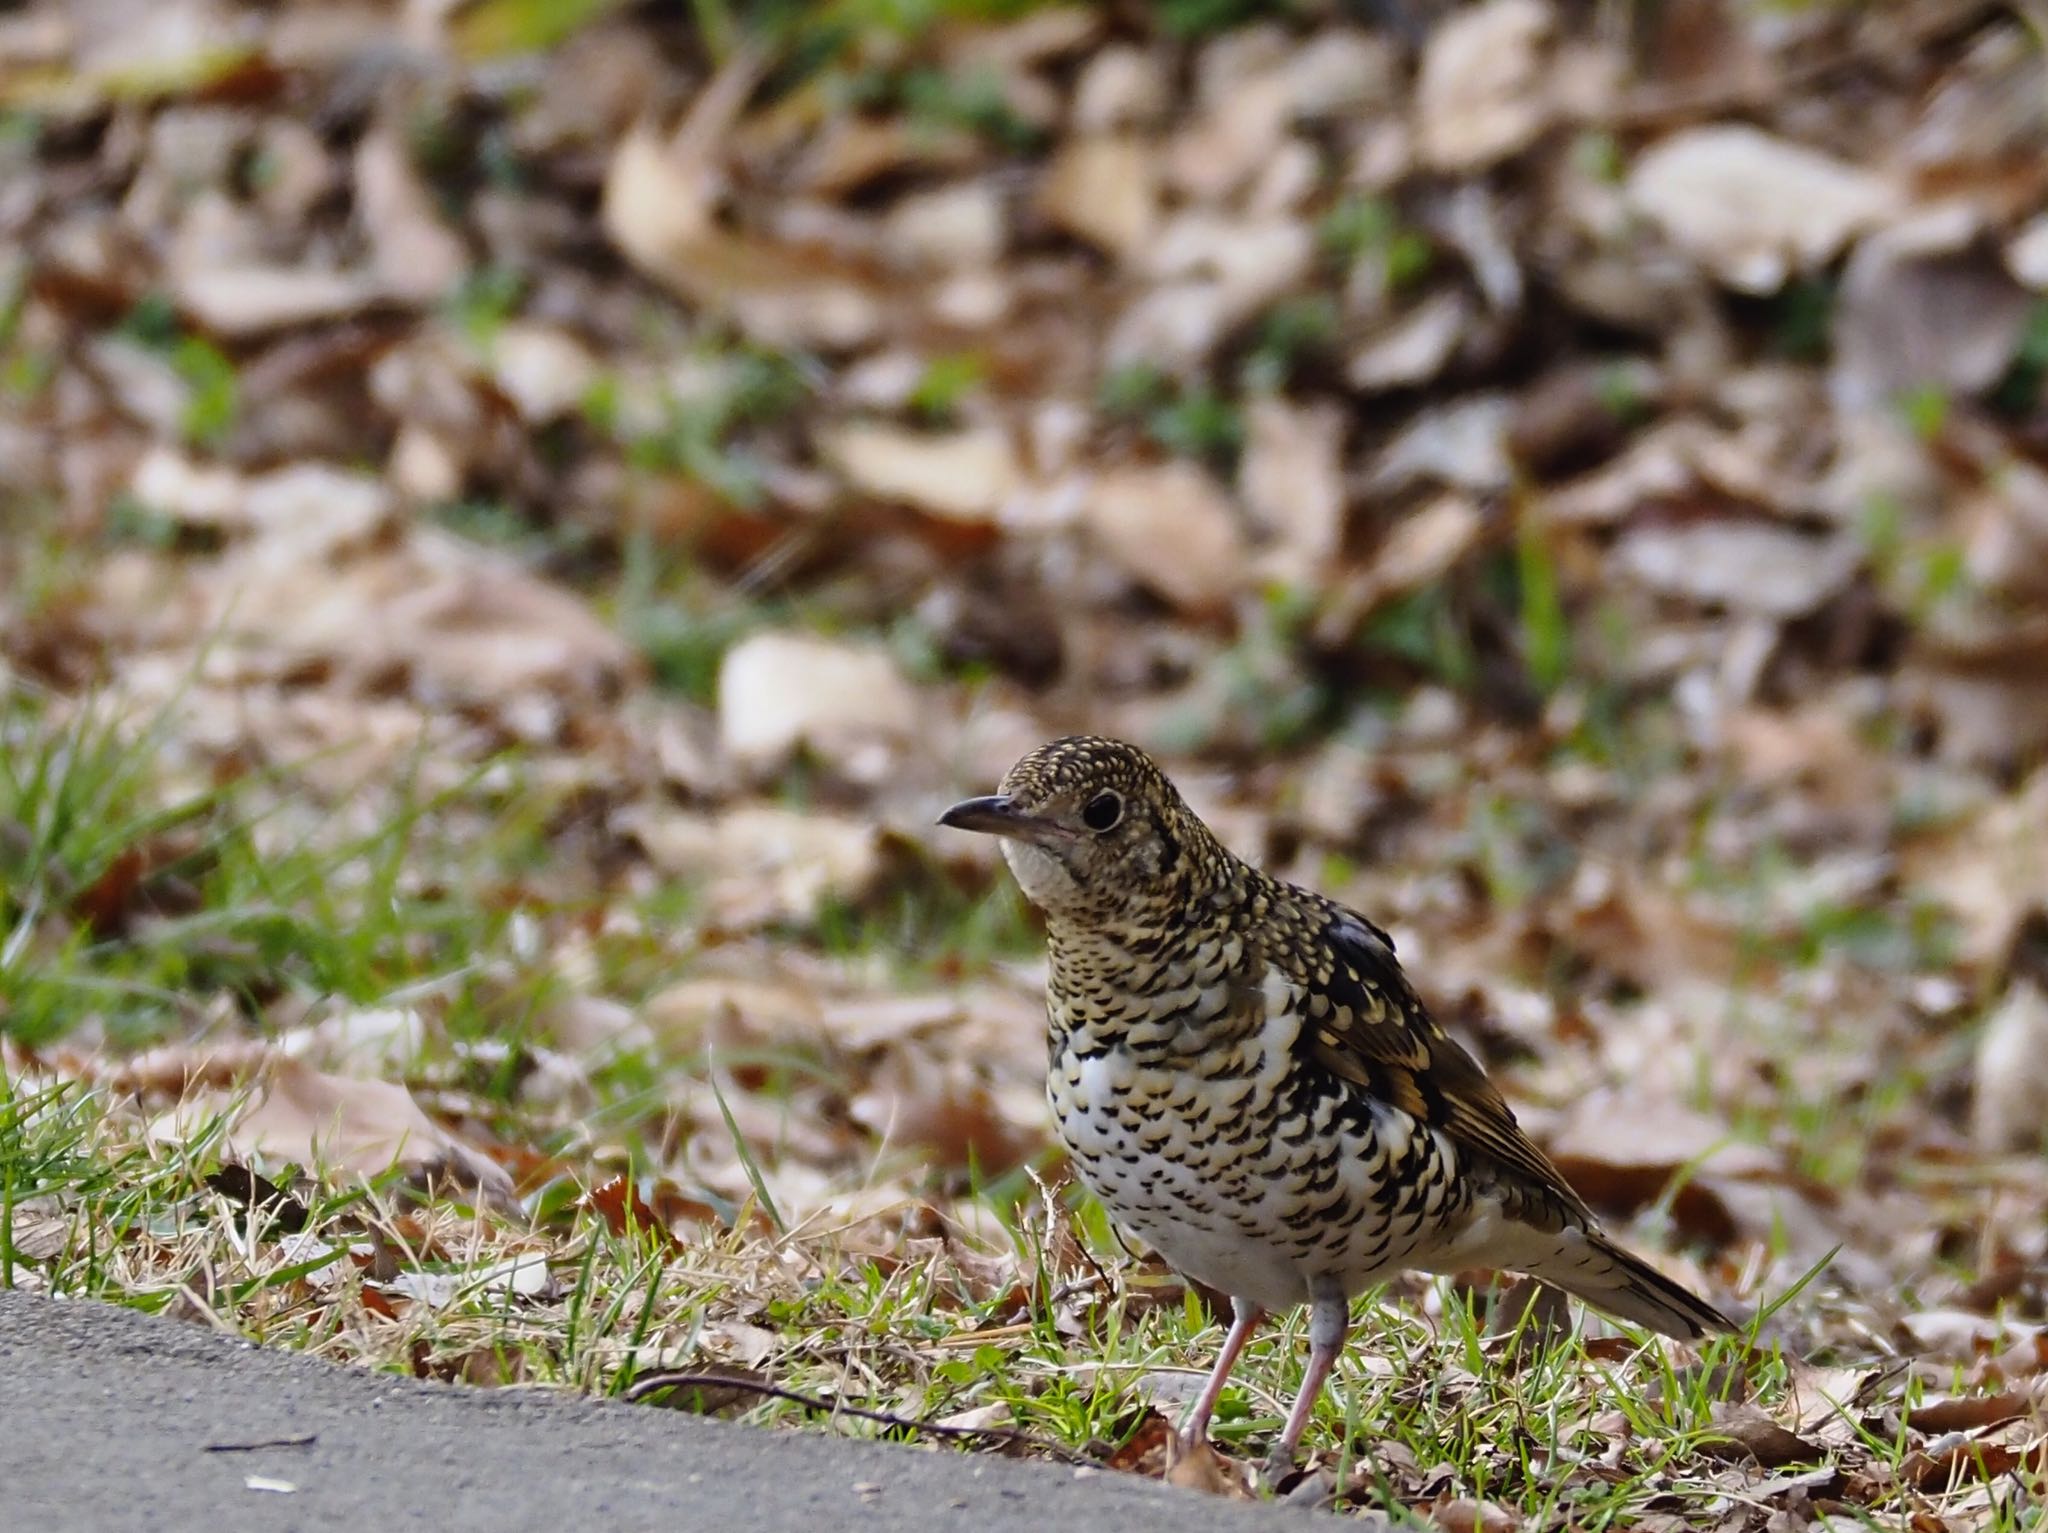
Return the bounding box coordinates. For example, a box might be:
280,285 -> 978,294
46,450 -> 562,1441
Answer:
1541,420 -> 1711,526
2009,214 -> 2048,289
1037,136 -> 1159,261
4,1208 -> 73,1262
622,805 -> 890,931
822,423 -> 1021,523
602,118 -> 717,265
541,994 -> 651,1060
1414,0 -> 1555,173
1545,1090 -> 1779,1182
275,1006 -> 427,1074
387,425 -> 463,502
1626,126 -> 1900,294
1082,461 -> 1246,613
849,1050 -> 1043,1174
1163,1435 -> 1252,1498
641,974 -> 824,1054
172,264 -> 388,338
128,445 -> 245,528
1898,1310 -> 2044,1357
1429,1494 -> 1518,1533
603,57 -> 886,348
1144,213 -> 1313,326
1318,494 -> 1485,643
488,324 -> 600,424
208,528 -> 635,716
354,124 -> 469,304
882,181 -> 1005,271
1239,398 -> 1346,586
1166,70 -> 1289,203
1903,768 -> 2048,965
1071,45 -> 1169,132
819,986 -> 1044,1061
1371,396 -> 1515,497
1106,281 -> 1238,372
1614,521 -> 1859,618
601,44 -> 756,261
1284,29 -> 1398,121
157,1057 -> 513,1197
1347,290 -> 1473,392
384,1252 -> 555,1308
1972,982 -> 2048,1153
1833,204 -> 2034,411
792,115 -> 977,198
936,1402 -> 1014,1433
716,631 -> 920,782
1782,1360 -> 1885,1439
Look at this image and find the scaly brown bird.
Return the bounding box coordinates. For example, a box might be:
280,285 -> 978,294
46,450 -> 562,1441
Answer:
940,735 -> 1732,1465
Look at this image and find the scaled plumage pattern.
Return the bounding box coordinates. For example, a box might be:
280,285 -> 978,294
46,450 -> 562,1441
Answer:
940,735 -> 1731,1464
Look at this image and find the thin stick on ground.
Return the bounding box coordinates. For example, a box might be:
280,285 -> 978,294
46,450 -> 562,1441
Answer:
620,1369 -> 1096,1462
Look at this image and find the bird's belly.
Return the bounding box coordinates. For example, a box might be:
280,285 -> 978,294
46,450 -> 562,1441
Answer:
1049,1047 -> 1437,1310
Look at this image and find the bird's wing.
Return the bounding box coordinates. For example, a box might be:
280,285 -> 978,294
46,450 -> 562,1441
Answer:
1284,903 -> 1593,1231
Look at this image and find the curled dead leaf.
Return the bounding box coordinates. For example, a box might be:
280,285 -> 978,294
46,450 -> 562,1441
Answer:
1698,1403 -> 1828,1468
1429,1494 -> 1519,1533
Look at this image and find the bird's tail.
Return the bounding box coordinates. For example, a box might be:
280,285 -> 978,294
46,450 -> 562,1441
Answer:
1536,1231 -> 1735,1340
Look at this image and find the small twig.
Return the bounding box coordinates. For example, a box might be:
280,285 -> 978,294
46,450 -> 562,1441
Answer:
621,1371 -> 1093,1464
204,1435 -> 318,1454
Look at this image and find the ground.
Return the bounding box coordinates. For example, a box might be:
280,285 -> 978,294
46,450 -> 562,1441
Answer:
2,0 -> 2048,1526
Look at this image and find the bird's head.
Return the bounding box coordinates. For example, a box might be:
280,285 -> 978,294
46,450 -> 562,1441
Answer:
938,735 -> 1223,923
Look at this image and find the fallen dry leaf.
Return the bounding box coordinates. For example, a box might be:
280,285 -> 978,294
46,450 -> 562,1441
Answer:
1905,1389 -> 2042,1435
354,124 -> 469,305
1627,125 -> 1900,294
1613,520 -> 1860,618
1082,461 -> 1247,613
1698,1403 -> 1828,1468
1414,0 -> 1555,173
1972,983 -> 2048,1154
1037,136 -> 1159,261
1833,204 -> 2035,411
157,1057 -> 513,1200
1239,398 -> 1346,586
1163,1434 -> 1252,1498
716,632 -> 920,785
1904,768 -> 2048,964
822,423 -> 1022,523
1429,1494 -> 1519,1533
621,805 -> 896,931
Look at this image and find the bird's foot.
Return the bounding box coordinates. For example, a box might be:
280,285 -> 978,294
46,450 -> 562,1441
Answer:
1259,1442 -> 1300,1488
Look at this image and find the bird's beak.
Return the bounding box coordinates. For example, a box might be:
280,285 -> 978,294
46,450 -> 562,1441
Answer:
937,794 -> 1060,842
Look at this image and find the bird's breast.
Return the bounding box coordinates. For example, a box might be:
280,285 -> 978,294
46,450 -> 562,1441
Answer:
1042,957 -> 1475,1306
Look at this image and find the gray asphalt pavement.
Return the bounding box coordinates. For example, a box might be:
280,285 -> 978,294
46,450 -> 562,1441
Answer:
0,1288 -> 1298,1531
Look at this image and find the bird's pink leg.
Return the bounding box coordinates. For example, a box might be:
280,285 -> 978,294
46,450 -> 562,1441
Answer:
1179,1297 -> 1264,1448
1272,1292 -> 1349,1464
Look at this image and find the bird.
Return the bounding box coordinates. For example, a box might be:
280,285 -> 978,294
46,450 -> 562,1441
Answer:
939,734 -> 1733,1466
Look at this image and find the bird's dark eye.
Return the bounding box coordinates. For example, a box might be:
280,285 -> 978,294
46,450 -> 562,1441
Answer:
1081,791 -> 1123,832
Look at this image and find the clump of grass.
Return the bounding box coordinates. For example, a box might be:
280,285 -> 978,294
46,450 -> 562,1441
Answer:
1097,362 -> 1244,469
111,294 -> 241,448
